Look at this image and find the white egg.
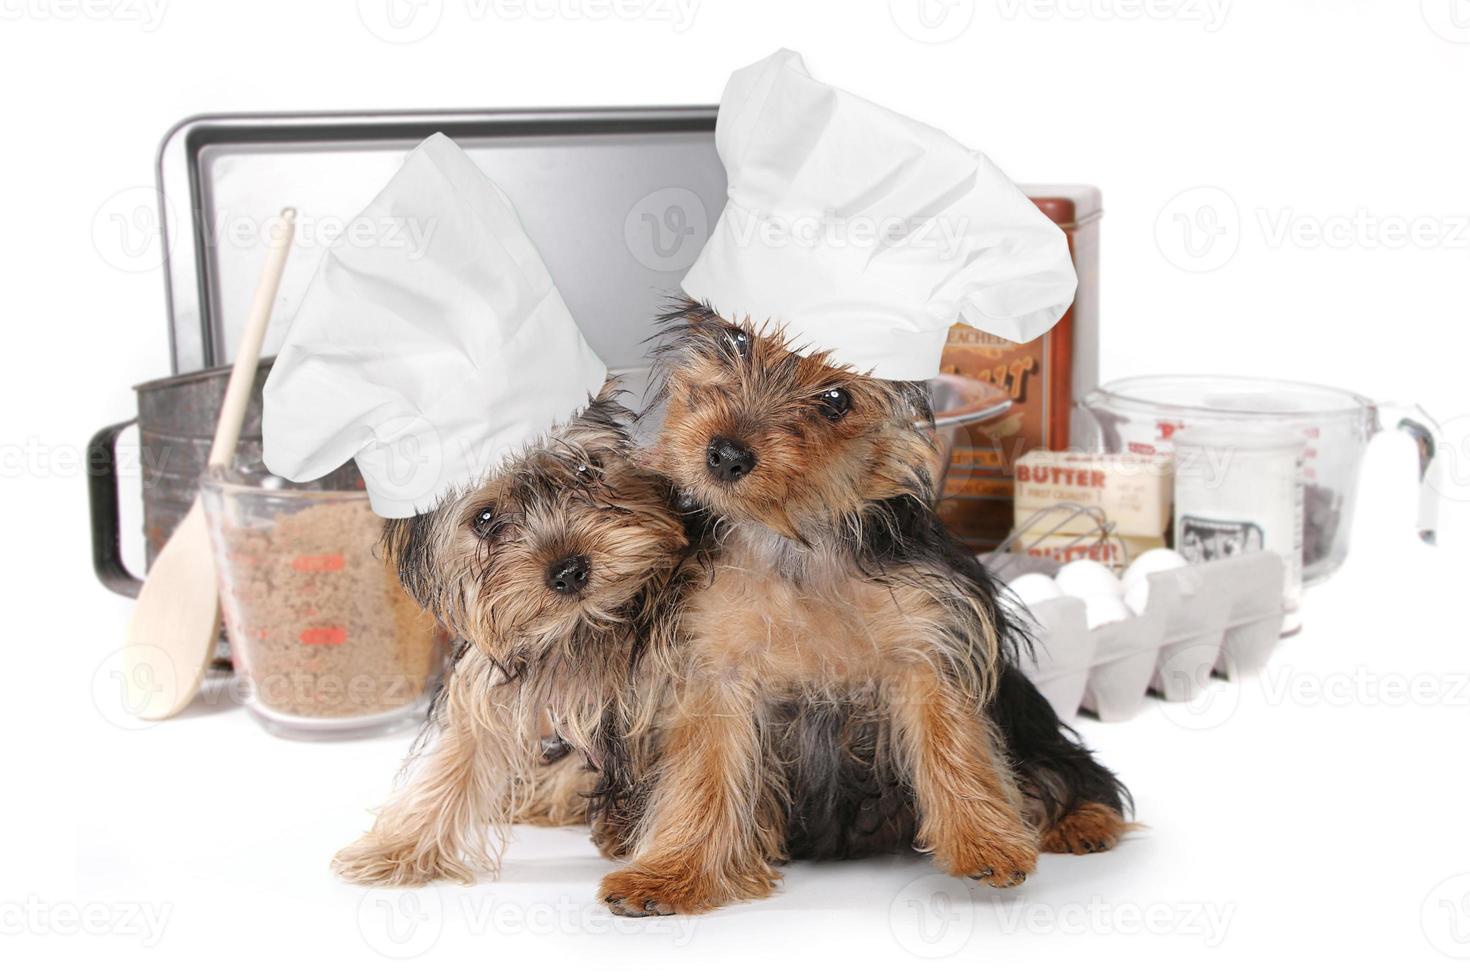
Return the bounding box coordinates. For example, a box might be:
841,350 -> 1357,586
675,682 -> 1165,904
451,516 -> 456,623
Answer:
1123,578 -> 1152,616
1084,594 -> 1132,629
1007,573 -> 1063,607
1055,559 -> 1124,599
1121,548 -> 1187,591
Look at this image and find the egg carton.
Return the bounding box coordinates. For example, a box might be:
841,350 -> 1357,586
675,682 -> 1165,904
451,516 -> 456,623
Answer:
998,551 -> 1287,723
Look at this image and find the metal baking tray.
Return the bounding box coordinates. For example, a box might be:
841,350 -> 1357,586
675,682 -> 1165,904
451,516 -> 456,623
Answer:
157,108 -> 1077,384
157,107 -> 725,374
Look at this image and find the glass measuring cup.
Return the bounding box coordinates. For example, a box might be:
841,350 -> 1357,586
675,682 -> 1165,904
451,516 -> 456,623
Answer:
1079,376 -> 1438,584
201,467 -> 448,739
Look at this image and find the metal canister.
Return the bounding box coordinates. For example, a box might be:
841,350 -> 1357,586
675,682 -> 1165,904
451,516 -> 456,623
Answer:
87,358 -> 362,596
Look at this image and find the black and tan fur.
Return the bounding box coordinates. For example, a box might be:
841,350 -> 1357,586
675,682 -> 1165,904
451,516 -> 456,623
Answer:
592,301 -> 1130,916
332,386 -> 687,886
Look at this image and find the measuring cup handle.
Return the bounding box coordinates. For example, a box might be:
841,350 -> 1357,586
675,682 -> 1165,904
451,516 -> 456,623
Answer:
1378,401 -> 1439,545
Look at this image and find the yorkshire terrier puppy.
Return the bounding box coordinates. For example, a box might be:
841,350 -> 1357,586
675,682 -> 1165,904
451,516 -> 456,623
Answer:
594,301 -> 1130,916
332,388 -> 687,886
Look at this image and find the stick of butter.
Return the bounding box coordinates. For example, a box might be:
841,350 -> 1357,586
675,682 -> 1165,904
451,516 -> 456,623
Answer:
1014,451 -> 1173,538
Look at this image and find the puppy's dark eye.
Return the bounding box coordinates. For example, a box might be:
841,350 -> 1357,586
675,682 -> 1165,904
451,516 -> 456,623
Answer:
471,507 -> 496,539
816,387 -> 852,421
724,328 -> 749,357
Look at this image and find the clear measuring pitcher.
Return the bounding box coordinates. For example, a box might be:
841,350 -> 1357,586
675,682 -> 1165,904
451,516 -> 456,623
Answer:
1080,376 -> 1439,585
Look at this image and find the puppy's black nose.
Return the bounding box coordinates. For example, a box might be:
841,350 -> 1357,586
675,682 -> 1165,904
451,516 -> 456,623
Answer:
546,555 -> 591,596
706,436 -> 756,483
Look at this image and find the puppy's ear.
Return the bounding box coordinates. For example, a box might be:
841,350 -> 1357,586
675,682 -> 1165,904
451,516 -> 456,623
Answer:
566,382 -> 635,449
379,513 -> 440,610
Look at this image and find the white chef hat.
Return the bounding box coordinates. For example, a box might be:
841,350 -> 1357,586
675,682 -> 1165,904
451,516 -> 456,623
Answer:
681,49 -> 1078,381
262,133 -> 607,518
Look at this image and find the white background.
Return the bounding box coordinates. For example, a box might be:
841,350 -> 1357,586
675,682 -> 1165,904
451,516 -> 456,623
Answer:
3,1 -> 1469,976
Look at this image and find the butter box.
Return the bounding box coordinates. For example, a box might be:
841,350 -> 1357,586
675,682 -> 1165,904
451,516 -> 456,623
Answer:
1011,531 -> 1167,567
1014,450 -> 1173,538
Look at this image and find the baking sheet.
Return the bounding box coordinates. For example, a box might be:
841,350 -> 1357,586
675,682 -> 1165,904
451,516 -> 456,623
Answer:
157,108 -> 724,373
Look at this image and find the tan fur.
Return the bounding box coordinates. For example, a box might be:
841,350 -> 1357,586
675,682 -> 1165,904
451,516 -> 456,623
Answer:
334,386 -> 688,887
887,669 -> 1037,883
599,679 -> 784,916
600,315 -> 1038,914
1040,802 -> 1131,855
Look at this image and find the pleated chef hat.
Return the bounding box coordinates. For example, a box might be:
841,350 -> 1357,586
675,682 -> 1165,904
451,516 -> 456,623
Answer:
262,133 -> 607,518
682,49 -> 1078,381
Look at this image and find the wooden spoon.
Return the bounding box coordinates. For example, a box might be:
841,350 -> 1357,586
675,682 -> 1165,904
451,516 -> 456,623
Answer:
123,207 -> 296,721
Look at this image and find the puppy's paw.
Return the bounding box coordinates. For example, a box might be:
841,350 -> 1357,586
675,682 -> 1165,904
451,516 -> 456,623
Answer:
933,834 -> 1038,888
1040,802 -> 1129,855
332,833 -> 476,887
599,860 -> 778,916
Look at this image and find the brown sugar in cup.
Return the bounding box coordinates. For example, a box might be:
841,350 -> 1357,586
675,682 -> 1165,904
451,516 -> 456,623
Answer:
201,470 -> 447,739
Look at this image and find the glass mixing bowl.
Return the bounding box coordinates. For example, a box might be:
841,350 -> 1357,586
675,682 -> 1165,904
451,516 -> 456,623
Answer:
1080,376 -> 1438,584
